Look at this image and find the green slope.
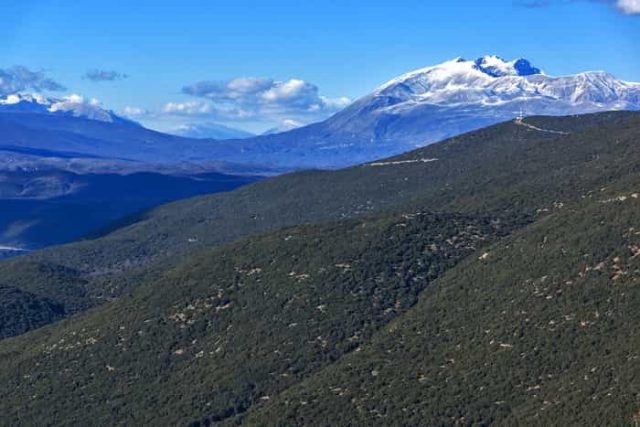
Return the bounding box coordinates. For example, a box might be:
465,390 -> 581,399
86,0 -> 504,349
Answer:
1,112 -> 640,425
2,111 -> 639,338
0,210 -> 524,425
238,178 -> 640,426
0,285 -> 65,338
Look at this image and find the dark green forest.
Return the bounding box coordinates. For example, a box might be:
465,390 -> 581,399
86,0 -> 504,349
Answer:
1,111 -> 640,425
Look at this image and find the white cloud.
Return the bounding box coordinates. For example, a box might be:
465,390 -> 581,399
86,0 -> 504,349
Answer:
616,0 -> 640,14
260,79 -> 315,106
125,77 -> 351,134
49,94 -> 100,113
226,77 -> 274,99
48,94 -> 116,121
320,96 -> 353,110
281,118 -> 303,129
122,106 -> 148,117
181,76 -> 352,120
516,0 -> 640,15
161,100 -> 254,120
182,77 -> 273,102
163,100 -> 213,115
0,92 -> 49,105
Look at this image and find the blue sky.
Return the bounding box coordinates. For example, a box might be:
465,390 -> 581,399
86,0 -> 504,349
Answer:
0,0 -> 638,133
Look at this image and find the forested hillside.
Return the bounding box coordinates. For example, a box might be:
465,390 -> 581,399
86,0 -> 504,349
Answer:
1,111 -> 638,339
0,210 -> 526,425
238,177 -> 640,425
1,112 -> 640,425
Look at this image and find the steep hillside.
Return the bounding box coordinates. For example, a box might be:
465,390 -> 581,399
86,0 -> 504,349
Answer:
1,113 -> 640,425
238,177 -> 640,426
0,209 -> 524,425
1,111 -> 638,339
11,111 -> 638,271
0,285 -> 65,338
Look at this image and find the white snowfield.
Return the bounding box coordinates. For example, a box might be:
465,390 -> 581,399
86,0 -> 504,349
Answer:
0,92 -> 121,123
307,54 -> 640,169
374,55 -> 640,110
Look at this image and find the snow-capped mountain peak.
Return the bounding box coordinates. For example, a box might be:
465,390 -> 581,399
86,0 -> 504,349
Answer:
0,93 -> 52,114
377,56 -> 542,93
473,55 -> 542,77
371,56 -> 640,109
48,94 -> 114,122
0,93 -> 50,106
1,56 -> 638,171
0,92 -> 134,124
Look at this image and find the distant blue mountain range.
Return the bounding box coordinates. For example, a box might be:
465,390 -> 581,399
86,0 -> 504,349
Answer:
2,56 -> 639,170
1,55 -> 640,253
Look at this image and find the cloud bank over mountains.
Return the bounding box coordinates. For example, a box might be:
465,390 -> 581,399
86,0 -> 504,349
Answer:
179,76 -> 351,121
125,76 -> 352,134
0,62 -> 348,133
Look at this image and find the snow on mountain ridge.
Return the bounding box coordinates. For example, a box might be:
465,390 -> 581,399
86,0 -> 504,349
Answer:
0,92 -> 128,123
373,56 -> 640,109
0,57 -> 638,171
377,56 -> 540,92
474,55 -> 542,77
0,93 -> 50,106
